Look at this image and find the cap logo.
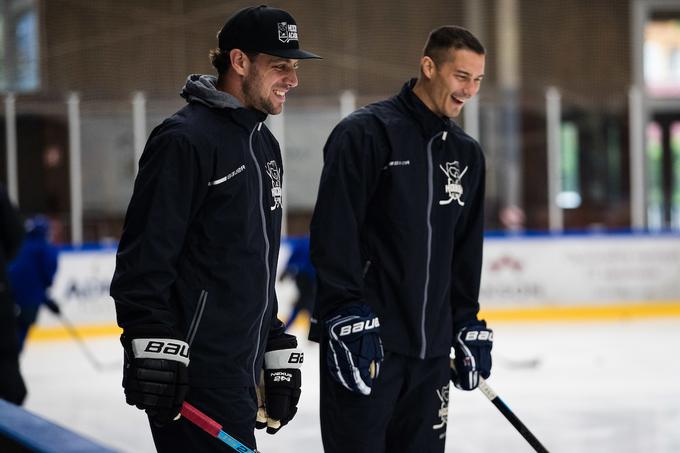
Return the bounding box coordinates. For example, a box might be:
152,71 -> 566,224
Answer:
277,22 -> 298,43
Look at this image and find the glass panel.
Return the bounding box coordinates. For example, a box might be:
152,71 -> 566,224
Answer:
646,122 -> 664,229
14,9 -> 38,91
557,121 -> 581,209
671,121 -> 680,230
0,12 -> 5,91
644,16 -> 680,97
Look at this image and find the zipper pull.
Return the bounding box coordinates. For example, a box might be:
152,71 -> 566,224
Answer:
442,131 -> 448,141
257,122 -> 263,131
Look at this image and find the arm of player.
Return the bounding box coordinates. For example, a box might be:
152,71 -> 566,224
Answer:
110,133 -> 210,423
450,145 -> 486,332
310,119 -> 387,321
448,145 -> 493,390
111,132 -> 209,335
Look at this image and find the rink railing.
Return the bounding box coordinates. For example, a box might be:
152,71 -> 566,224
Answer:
0,399 -> 117,452
23,231 -> 680,342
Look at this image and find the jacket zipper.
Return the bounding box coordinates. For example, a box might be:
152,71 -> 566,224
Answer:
186,290 -> 208,346
420,131 -> 445,359
248,122 -> 272,387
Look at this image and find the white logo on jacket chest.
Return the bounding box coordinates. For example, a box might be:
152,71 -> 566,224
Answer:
266,160 -> 282,211
439,161 -> 468,206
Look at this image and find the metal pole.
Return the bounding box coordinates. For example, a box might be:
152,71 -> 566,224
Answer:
496,0 -> 522,210
67,92 -> 83,246
629,85 -> 646,230
546,87 -> 563,232
132,91 -> 147,175
464,95 -> 480,141
267,112 -> 287,236
340,90 -> 356,119
4,94 -> 19,205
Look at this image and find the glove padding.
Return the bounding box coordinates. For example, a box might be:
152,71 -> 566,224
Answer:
121,335 -> 189,426
451,319 -> 493,390
256,334 -> 303,434
326,304 -> 383,396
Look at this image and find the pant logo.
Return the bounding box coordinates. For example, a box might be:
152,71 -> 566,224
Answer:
432,384 -> 449,432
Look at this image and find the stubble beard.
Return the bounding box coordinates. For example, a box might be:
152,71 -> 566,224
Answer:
243,72 -> 279,115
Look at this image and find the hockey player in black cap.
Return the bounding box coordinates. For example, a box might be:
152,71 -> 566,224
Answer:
110,5 -> 319,452
310,26 -> 492,453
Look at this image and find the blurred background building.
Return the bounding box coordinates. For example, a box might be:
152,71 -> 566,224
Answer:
1,0 -> 680,243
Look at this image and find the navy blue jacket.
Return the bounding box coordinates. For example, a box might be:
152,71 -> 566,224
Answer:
310,80 -> 485,359
111,95 -> 285,387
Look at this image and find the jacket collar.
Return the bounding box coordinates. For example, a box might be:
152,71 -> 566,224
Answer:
229,106 -> 268,132
398,78 -> 455,138
181,74 -> 268,131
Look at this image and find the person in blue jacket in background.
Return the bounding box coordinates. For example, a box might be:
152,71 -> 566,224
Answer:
8,215 -> 59,351
281,235 -> 316,330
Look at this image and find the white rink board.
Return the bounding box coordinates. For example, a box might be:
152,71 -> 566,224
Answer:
39,244 -> 293,327
480,234 -> 680,306
43,248 -> 118,327
37,233 -> 680,328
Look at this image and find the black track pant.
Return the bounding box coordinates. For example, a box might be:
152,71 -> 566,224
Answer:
149,386 -> 258,453
320,347 -> 451,453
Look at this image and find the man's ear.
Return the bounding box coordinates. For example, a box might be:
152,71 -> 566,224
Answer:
230,49 -> 249,77
420,56 -> 435,80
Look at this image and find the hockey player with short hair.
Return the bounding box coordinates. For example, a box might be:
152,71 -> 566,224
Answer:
110,5 -> 320,452
310,25 -> 493,452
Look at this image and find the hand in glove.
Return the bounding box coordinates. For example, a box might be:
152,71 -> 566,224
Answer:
325,304 -> 384,396
256,334 -> 303,434
121,334 -> 189,426
451,319 -> 493,390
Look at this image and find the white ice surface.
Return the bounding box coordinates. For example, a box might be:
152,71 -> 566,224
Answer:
20,319 -> 680,452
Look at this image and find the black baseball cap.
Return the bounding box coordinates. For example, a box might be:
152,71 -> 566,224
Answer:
218,5 -> 321,60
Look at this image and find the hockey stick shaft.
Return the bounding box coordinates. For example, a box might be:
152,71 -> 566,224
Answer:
52,309 -> 105,370
478,378 -> 550,453
180,402 -> 260,453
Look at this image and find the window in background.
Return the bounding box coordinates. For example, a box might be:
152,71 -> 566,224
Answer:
557,121 -> 581,209
606,121 -> 623,202
645,15 -> 680,97
0,13 -> 5,90
646,122 -> 664,230
672,122 -> 680,229
0,0 -> 39,93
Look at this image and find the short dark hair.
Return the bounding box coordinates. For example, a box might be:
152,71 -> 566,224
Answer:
423,26 -> 485,66
209,48 -> 259,76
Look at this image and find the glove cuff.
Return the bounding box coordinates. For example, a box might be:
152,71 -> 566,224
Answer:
264,348 -> 304,370
130,338 -> 190,367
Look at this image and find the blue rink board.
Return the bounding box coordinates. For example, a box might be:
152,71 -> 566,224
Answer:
0,399 -> 117,453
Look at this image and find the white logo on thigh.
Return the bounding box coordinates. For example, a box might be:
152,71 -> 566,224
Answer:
439,161 -> 467,206
432,384 -> 449,434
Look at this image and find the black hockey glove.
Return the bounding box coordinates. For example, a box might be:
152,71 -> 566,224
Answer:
451,319 -> 493,390
256,333 -> 303,434
325,304 -> 384,396
121,334 -> 189,426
